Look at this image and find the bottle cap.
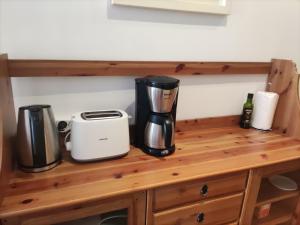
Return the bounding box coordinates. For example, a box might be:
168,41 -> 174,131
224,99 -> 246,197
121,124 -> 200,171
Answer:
248,93 -> 254,99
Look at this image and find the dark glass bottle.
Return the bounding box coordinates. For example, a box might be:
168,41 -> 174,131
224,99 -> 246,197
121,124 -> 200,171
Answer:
240,93 -> 254,129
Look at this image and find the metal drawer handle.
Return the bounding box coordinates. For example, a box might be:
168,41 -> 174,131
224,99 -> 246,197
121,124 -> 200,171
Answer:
197,213 -> 205,223
201,184 -> 208,197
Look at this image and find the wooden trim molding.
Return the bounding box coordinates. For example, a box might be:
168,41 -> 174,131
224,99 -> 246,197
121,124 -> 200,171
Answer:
0,54 -> 17,204
7,59 -> 271,77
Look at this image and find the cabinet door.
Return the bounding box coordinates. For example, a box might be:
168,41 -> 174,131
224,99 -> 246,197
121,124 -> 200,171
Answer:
1,192 -> 146,225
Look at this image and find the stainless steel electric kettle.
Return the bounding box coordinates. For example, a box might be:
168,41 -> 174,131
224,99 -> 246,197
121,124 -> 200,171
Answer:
17,105 -> 61,172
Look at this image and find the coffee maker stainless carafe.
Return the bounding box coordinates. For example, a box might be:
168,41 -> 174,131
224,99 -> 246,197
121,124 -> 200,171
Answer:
17,105 -> 61,172
135,76 -> 179,157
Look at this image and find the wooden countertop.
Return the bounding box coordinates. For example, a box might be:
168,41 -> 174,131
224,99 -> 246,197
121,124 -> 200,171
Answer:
1,125 -> 300,218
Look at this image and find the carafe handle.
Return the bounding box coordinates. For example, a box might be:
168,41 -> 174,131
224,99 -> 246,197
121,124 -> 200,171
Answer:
163,117 -> 173,148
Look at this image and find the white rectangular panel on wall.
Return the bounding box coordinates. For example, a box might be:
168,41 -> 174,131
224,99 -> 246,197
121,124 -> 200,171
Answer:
112,0 -> 231,15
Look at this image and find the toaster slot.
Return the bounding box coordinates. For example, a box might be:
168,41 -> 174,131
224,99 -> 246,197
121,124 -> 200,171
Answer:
81,110 -> 123,120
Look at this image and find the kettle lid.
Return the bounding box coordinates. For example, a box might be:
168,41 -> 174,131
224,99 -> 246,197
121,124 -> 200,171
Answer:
146,76 -> 179,90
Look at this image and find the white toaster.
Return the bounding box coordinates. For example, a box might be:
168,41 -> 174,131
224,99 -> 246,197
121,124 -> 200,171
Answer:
66,110 -> 130,161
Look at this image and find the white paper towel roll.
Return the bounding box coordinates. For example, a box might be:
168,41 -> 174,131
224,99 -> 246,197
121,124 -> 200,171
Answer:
251,91 -> 279,130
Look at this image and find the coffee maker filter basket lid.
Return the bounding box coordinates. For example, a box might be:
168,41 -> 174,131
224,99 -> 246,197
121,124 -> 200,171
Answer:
146,76 -> 179,90
19,105 -> 51,111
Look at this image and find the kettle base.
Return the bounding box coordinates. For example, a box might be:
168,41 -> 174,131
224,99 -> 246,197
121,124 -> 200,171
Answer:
19,160 -> 61,173
142,145 -> 175,157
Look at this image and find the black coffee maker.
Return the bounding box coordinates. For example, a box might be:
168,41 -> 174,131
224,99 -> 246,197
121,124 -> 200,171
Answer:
135,76 -> 179,157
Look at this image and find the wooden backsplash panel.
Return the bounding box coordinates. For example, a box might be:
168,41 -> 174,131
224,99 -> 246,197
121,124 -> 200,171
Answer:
0,54 -> 17,204
267,59 -> 300,139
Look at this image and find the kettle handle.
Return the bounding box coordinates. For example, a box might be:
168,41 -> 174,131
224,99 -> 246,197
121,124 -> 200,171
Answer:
163,118 -> 173,148
29,110 -> 47,166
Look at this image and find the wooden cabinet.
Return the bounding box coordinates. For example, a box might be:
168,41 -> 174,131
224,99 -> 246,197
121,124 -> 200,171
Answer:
2,56 -> 300,225
2,158 -> 300,225
148,172 -> 247,225
240,159 -> 300,225
1,192 -> 146,225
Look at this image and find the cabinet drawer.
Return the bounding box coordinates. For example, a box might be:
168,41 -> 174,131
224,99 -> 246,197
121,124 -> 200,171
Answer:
153,172 -> 247,211
153,193 -> 243,225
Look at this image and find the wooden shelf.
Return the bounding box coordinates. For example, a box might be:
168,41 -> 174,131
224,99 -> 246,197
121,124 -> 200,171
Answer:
253,202 -> 293,225
256,178 -> 299,207
254,171 -> 300,225
7,59 -> 271,77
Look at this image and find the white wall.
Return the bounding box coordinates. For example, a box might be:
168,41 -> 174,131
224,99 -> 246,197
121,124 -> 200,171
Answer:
1,0 -> 300,121
11,75 -> 267,122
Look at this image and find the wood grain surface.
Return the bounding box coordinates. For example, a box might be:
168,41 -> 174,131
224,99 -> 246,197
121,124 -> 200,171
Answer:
153,171 -> 247,211
7,60 -> 271,77
0,109 -> 3,200
0,54 -> 17,205
175,115 -> 240,132
1,192 -> 146,225
267,59 -> 300,139
153,192 -> 244,225
239,169 -> 262,225
294,199 -> 300,225
1,126 -> 300,219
